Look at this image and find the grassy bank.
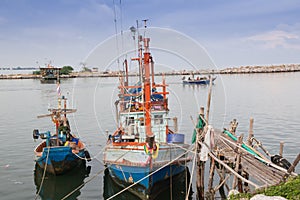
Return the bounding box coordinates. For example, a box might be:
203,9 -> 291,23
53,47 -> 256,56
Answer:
229,175 -> 300,200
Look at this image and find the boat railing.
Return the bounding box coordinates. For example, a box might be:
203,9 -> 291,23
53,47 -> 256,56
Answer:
119,99 -> 168,113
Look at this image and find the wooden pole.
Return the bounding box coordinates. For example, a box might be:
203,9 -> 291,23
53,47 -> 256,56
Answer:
279,141 -> 284,157
247,118 -> 254,146
208,157 -> 215,198
208,151 -> 259,188
232,134 -> 244,190
283,153 -> 300,181
196,107 -> 205,200
215,156 -> 227,199
206,75 -> 213,122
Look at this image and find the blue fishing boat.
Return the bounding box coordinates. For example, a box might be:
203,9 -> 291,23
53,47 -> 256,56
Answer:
103,24 -> 191,197
182,75 -> 216,85
33,93 -> 91,175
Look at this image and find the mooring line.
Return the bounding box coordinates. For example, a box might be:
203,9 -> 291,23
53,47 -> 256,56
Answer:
61,148 -> 131,200
107,150 -> 191,200
61,167 -> 107,200
63,140 -> 193,199
34,146 -> 50,200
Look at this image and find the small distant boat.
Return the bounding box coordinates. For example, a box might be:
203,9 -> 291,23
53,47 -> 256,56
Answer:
33,91 -> 91,175
40,64 -> 61,84
182,75 -> 216,85
103,23 -> 191,198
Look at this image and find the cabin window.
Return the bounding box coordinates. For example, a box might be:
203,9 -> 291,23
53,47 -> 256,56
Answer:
126,116 -> 135,125
154,115 -> 163,125
139,117 -> 145,126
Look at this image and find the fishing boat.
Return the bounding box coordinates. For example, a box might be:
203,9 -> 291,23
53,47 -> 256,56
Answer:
40,64 -> 61,84
182,75 -> 216,85
33,89 -> 91,175
103,26 -> 191,198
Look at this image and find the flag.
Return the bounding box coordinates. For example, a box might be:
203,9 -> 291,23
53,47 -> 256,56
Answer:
192,114 -> 205,144
57,82 -> 61,96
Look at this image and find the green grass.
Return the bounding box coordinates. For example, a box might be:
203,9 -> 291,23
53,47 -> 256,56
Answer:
228,175 -> 300,200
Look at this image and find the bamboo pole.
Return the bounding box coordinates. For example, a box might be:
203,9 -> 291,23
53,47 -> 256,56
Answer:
229,119 -> 238,134
232,134 -> 243,190
208,157 -> 215,197
198,135 -> 260,189
283,153 -> 300,181
247,118 -> 254,146
206,75 -> 213,122
196,107 -> 205,200
279,141 -> 284,157
207,151 -> 259,188
215,164 -> 230,196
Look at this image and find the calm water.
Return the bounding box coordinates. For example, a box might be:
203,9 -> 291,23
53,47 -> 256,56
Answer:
0,73 -> 299,199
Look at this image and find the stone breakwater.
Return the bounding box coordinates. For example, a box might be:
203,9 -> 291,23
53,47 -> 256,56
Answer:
1,64 -> 300,79
217,64 -> 300,74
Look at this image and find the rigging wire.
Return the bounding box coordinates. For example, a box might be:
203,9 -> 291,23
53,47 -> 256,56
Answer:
112,0 -> 120,70
119,0 -> 124,55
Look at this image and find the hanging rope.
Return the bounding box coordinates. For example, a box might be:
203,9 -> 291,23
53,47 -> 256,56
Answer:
185,138 -> 198,200
34,146 -> 50,200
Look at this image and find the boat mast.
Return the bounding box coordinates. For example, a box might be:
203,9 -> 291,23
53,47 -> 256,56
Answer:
143,37 -> 153,139
124,59 -> 129,86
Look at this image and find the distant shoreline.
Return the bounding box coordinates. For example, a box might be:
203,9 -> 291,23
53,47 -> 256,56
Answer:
1,64 -> 300,80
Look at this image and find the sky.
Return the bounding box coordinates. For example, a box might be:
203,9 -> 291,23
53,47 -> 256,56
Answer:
1,0 -> 300,70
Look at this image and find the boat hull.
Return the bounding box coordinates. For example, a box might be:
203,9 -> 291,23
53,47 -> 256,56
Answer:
35,145 -> 86,175
104,143 -> 190,196
183,77 -> 216,85
40,77 -> 58,84
104,166 -> 191,200
107,163 -> 186,193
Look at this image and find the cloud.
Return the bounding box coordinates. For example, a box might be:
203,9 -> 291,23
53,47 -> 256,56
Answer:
78,0 -> 114,22
245,29 -> 300,49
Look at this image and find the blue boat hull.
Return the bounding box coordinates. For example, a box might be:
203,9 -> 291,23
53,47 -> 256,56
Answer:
106,163 -> 186,194
183,77 -> 217,85
104,167 -> 192,200
35,146 -> 86,175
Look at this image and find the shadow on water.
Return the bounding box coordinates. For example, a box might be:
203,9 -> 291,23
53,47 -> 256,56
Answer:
34,163 -> 91,200
103,167 -> 193,200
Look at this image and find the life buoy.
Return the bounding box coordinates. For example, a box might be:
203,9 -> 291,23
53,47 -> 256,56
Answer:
144,143 -> 159,159
144,143 -> 150,155
152,143 -> 159,159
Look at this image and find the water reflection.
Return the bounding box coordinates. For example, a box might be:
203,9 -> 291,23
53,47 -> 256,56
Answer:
103,167 -> 193,200
34,163 -> 91,200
